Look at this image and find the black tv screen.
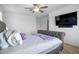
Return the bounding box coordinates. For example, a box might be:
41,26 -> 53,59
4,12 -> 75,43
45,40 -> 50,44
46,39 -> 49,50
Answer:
55,12 -> 77,27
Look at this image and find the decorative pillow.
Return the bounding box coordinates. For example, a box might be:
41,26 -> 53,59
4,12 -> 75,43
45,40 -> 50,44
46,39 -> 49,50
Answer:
20,32 -> 27,40
7,33 -> 17,46
0,31 -> 9,49
14,33 -> 23,45
4,30 -> 15,39
7,32 -> 23,47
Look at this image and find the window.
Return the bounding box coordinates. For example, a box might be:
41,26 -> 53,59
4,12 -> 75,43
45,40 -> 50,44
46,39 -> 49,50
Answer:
0,12 -> 2,21
0,12 -> 8,30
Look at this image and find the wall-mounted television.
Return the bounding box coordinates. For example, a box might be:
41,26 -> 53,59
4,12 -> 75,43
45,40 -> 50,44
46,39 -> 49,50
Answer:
55,12 -> 77,27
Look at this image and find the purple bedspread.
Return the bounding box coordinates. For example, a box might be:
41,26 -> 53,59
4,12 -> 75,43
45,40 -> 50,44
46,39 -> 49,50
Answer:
20,32 -> 56,40
32,33 -> 55,40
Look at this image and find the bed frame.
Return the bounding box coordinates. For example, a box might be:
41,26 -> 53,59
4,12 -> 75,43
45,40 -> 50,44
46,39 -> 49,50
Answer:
38,30 -> 65,54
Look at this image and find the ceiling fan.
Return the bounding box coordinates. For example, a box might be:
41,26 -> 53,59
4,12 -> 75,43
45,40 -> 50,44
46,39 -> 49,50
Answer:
24,4 -> 48,13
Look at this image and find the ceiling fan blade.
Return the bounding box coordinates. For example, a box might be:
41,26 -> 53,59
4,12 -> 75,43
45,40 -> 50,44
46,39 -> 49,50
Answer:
40,6 -> 48,9
24,7 -> 33,11
24,7 -> 32,9
39,10 -> 44,13
29,9 -> 33,11
33,4 -> 40,6
33,4 -> 37,6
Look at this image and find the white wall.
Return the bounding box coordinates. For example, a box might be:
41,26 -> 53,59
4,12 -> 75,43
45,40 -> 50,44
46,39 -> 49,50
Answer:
2,11 -> 37,34
49,5 -> 79,47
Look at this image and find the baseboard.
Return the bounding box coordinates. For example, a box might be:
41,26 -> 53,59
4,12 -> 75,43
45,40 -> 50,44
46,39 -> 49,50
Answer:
64,43 -> 79,48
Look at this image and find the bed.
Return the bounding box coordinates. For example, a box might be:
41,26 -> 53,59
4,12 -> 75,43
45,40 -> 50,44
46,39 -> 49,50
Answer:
0,30 -> 65,54
0,21 -> 65,54
0,34 -> 62,54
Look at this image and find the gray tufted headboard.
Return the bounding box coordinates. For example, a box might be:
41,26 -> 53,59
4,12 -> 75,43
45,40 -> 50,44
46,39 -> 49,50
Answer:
38,30 -> 65,42
0,21 -> 6,33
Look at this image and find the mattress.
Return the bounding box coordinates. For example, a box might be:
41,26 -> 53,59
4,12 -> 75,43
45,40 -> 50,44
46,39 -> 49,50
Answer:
0,35 -> 62,54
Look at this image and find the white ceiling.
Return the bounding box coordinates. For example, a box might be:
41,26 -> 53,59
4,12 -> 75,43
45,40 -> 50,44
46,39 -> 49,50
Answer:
0,4 -> 70,17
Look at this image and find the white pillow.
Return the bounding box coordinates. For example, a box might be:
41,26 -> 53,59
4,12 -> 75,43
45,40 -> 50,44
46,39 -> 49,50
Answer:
14,33 -> 23,45
7,32 -> 23,47
0,31 -> 9,49
7,33 -> 16,46
5,30 -> 14,39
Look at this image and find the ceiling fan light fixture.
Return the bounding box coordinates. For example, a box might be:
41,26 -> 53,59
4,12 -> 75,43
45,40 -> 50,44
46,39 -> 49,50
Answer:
25,4 -> 48,13
33,6 -> 39,12
33,8 -> 39,12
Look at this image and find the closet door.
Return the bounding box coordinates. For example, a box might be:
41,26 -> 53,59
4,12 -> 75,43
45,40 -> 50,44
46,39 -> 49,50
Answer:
36,15 -> 49,30
40,15 -> 49,30
40,17 -> 47,30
